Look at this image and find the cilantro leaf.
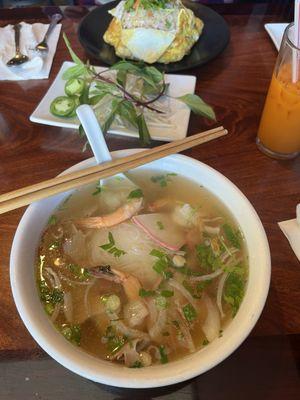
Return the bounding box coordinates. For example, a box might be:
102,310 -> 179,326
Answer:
92,183 -> 102,196
223,224 -> 241,249
223,271 -> 245,316
61,324 -> 81,346
127,188 -> 143,199
100,232 -> 126,257
196,243 -> 222,272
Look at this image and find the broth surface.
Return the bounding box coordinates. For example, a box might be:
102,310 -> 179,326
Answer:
36,170 -> 248,367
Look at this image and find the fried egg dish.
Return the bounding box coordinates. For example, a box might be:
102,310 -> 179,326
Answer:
103,0 -> 204,64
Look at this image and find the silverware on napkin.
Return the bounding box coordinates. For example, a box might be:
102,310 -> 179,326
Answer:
35,13 -> 62,53
7,24 -> 29,66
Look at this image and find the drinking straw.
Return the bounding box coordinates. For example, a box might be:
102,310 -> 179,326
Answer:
292,0 -> 300,82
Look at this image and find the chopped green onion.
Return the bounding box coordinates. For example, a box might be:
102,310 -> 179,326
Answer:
160,290 -> 174,298
158,345 -> 168,364
105,294 -> 121,312
139,288 -> 156,297
156,221 -> 164,230
155,295 -> 168,309
48,215 -> 57,225
182,303 -> 197,323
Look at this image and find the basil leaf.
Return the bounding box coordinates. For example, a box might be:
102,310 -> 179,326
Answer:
95,81 -> 120,95
89,93 -> 107,106
63,33 -> 83,65
118,100 -> 138,128
177,94 -> 216,121
78,124 -> 86,138
144,66 -> 163,84
116,69 -> 127,88
102,99 -> 122,133
137,113 -> 151,145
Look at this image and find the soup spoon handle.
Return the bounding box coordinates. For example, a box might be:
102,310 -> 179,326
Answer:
76,104 -> 112,164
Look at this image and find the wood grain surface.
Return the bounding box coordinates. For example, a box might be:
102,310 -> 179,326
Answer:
0,2 -> 299,398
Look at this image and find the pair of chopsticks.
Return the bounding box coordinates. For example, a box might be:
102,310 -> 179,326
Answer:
0,126 -> 227,215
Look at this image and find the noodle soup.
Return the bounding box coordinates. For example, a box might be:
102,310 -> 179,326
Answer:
36,170 -> 248,368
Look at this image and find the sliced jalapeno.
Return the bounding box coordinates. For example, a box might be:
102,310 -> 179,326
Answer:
64,78 -> 85,96
50,96 -> 75,117
67,96 -> 80,118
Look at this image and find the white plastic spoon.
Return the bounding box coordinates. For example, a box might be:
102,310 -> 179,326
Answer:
76,104 -> 138,189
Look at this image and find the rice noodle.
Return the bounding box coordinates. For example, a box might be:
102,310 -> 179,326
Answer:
176,310 -> 195,353
146,298 -> 158,329
190,268 -> 224,282
113,320 -> 150,341
50,304 -> 60,323
203,225 -> 220,235
220,248 -> 239,263
111,338 -> 149,367
202,217 -> 224,224
83,279 -> 97,318
217,272 -> 229,318
59,273 -> 96,286
148,345 -> 161,360
149,309 -> 167,341
202,294 -> 220,342
63,292 -> 73,323
44,269 -> 55,288
168,279 -> 198,309
45,267 -> 62,289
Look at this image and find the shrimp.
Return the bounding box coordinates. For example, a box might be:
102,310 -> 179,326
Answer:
148,197 -> 173,212
75,198 -> 143,229
89,266 -> 141,301
90,266 -> 148,327
111,268 -> 141,301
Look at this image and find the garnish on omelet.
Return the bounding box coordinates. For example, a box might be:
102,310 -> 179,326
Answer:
103,0 -> 204,64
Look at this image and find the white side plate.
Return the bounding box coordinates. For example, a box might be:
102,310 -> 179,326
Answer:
30,61 -> 196,142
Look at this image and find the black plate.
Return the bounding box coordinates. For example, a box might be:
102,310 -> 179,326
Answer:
78,1 -> 230,73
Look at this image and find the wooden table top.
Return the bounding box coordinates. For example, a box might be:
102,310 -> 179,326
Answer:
0,2 -> 299,399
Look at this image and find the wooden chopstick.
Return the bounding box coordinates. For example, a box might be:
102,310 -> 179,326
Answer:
0,126 -> 227,215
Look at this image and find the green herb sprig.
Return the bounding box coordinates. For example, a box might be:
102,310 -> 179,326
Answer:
53,34 -> 216,147
100,232 -> 126,258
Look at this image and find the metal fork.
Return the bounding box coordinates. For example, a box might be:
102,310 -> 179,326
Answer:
35,13 -> 62,53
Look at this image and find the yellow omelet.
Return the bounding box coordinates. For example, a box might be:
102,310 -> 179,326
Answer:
103,0 -> 204,64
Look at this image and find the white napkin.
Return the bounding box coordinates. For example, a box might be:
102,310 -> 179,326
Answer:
264,23 -> 288,51
278,204 -> 300,262
0,21 -> 61,81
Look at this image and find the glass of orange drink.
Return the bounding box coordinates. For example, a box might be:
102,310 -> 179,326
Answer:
257,23 -> 300,159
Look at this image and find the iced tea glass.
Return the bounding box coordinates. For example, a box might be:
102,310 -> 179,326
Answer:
257,23 -> 300,159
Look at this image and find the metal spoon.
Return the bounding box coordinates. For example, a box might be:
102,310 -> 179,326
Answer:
7,24 -> 29,67
35,13 -> 62,53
